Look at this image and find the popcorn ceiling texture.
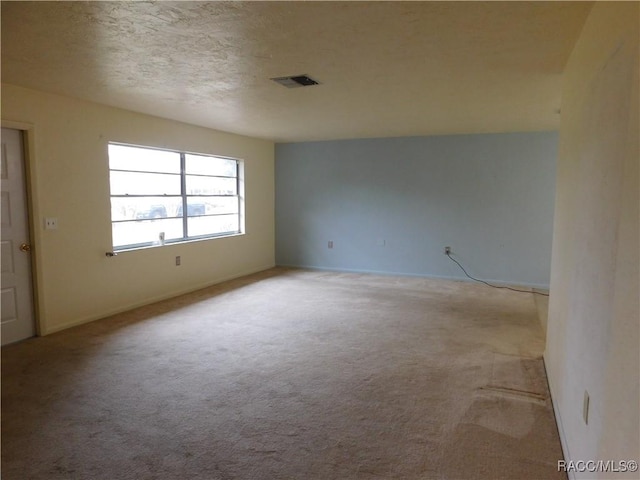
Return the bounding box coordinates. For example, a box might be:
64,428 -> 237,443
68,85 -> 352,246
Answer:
2,268 -> 564,479
1,1 -> 592,141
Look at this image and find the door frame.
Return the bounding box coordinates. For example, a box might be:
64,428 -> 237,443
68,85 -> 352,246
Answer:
2,120 -> 43,337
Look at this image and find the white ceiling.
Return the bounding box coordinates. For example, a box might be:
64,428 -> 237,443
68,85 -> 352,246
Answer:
1,1 -> 593,142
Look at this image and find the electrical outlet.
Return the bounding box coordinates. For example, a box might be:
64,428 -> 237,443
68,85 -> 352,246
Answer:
44,217 -> 58,230
328,241 -> 334,249
175,256 -> 181,266
444,246 -> 451,255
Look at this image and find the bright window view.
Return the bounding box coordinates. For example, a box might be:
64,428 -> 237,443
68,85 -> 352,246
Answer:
109,143 -> 242,250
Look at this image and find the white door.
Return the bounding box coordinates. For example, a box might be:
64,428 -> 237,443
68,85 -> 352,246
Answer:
1,128 -> 35,345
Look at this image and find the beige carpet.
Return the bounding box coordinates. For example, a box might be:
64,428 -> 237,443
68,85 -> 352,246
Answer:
1,267 -> 565,479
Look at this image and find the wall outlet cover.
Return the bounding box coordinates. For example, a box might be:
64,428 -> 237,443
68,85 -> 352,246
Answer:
44,217 -> 58,230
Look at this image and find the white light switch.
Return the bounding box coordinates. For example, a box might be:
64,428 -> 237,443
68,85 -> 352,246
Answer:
44,217 -> 58,230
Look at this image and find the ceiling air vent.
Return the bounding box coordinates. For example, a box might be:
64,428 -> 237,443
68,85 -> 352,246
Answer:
271,74 -> 320,88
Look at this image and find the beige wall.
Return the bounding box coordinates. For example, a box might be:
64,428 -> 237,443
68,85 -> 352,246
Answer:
2,84 -> 275,334
546,3 -> 638,478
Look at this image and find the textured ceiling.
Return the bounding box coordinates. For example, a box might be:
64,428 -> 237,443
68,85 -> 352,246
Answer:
1,1 -> 593,142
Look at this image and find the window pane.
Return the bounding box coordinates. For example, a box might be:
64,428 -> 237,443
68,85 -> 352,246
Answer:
185,154 -> 237,177
186,175 -> 237,195
110,171 -> 181,195
109,144 -> 180,173
113,218 -> 184,248
187,196 -> 238,216
111,196 -> 183,221
188,214 -> 239,237
182,198 -> 206,217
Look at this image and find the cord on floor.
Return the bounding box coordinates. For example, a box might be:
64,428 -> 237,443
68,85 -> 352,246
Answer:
446,252 -> 550,297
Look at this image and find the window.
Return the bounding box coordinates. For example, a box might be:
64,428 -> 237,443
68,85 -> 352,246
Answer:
108,143 -> 242,250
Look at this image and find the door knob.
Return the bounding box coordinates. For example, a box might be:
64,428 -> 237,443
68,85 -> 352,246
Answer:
19,243 -> 31,252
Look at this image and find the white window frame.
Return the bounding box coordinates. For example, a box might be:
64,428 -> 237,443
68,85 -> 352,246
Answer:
108,142 -> 244,251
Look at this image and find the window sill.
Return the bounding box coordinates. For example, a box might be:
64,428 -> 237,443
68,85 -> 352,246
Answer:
112,232 -> 245,254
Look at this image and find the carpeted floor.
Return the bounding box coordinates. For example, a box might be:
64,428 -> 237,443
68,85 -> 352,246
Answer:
1,267 -> 565,479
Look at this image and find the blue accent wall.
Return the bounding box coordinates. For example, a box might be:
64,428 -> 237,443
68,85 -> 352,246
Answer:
275,132 -> 557,288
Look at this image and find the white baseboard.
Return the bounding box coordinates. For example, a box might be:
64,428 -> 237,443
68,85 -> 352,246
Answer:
277,263 -> 551,291
543,352 -> 575,480
41,263 -> 276,335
